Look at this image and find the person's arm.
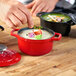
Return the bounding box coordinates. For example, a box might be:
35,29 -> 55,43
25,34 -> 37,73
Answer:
0,0 -> 34,29
25,0 -> 59,16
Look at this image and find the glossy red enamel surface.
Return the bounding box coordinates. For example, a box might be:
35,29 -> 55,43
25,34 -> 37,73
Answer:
0,49 -> 21,67
11,29 -> 62,56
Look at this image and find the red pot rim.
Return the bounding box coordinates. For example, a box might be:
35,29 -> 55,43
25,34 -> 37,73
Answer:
11,28 -> 62,43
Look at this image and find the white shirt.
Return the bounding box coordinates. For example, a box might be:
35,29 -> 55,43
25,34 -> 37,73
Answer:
18,0 -> 75,8
66,0 -> 75,5
18,0 -> 32,4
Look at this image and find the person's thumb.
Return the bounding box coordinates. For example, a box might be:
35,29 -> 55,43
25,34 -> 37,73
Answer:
25,1 -> 35,9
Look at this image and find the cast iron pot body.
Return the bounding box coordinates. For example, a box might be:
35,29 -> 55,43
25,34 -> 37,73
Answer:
37,12 -> 76,36
11,28 -> 62,56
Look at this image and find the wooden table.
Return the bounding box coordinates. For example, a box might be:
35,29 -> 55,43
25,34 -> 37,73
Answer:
0,17 -> 76,76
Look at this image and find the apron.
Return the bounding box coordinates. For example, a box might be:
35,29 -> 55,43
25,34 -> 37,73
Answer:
56,0 -> 75,8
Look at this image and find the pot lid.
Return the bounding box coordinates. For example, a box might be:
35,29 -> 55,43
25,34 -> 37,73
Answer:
0,44 -> 21,67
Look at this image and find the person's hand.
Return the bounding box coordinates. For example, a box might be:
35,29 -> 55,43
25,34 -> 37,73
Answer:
25,0 -> 59,16
0,1 -> 34,29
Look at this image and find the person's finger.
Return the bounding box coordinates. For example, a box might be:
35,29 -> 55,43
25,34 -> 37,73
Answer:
32,3 -> 45,16
25,1 -> 35,9
47,9 -> 51,12
13,8 -> 27,24
8,14 -> 23,27
41,6 -> 49,12
47,7 -> 54,12
18,3 -> 34,28
5,18 -> 16,29
31,1 -> 41,14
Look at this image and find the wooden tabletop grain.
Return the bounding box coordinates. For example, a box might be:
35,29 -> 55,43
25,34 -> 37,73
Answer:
0,17 -> 76,76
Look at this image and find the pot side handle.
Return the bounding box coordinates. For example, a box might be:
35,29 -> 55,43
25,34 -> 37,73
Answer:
52,33 -> 62,41
0,25 -> 4,31
11,29 -> 20,38
68,13 -> 76,25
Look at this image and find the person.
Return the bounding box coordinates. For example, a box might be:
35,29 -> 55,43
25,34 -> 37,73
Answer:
0,0 -> 75,29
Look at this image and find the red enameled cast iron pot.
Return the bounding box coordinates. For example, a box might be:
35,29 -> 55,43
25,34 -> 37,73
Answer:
11,27 -> 62,56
